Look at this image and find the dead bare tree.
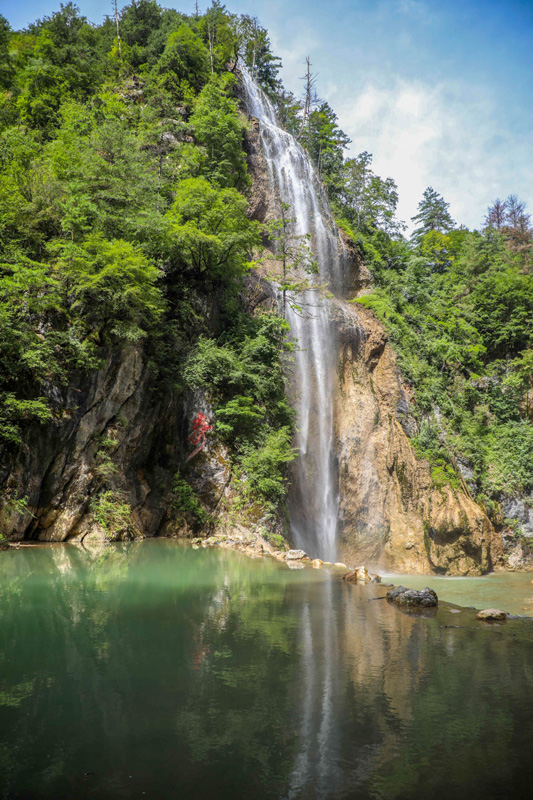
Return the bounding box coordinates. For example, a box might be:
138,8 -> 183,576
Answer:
113,0 -> 122,58
484,198 -> 507,230
250,17 -> 258,78
207,17 -> 215,73
296,57 -> 318,143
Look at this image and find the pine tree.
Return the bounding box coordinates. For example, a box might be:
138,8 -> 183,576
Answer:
411,187 -> 455,244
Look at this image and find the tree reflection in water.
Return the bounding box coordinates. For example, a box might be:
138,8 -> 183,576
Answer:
1,542 -> 533,799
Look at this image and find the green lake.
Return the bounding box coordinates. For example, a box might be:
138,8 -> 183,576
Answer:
1,540 -> 533,799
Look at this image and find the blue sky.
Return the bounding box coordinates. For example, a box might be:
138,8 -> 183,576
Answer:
5,0 -> 533,230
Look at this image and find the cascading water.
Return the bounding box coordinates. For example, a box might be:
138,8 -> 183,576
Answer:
241,70 -> 345,561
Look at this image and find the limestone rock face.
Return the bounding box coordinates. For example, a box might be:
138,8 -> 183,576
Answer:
332,299 -> 501,575
0,346 -> 232,544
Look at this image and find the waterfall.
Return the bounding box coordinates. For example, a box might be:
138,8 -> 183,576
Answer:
241,70 -> 345,562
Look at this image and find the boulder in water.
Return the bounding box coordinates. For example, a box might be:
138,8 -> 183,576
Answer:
343,565 -> 381,583
476,608 -> 507,621
285,549 -> 307,560
387,585 -> 438,608
312,559 -> 323,568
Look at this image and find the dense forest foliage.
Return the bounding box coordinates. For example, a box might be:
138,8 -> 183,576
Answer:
1,0 -> 532,534
0,0 -> 296,528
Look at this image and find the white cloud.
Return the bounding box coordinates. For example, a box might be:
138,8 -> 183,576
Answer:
328,77 -> 533,231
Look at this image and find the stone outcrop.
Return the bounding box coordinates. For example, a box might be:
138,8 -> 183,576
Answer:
387,585 -> 438,608
501,493 -> 533,570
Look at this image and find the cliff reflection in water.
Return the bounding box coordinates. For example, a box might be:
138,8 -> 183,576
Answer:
1,541 -> 533,799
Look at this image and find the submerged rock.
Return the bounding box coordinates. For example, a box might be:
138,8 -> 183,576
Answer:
386,585 -> 438,608
285,549 -> 307,560
343,565 -> 382,583
476,608 -> 507,621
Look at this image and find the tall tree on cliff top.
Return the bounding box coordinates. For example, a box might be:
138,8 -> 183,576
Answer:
411,186 -> 455,244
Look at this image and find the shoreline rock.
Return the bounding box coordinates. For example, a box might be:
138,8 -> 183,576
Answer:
343,565 -> 382,583
386,585 -> 438,608
476,608 -> 507,621
285,549 -> 307,561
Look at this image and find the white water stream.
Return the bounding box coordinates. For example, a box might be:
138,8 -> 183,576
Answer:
241,70 -> 345,561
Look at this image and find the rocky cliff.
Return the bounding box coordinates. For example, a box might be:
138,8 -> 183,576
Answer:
244,116 -> 503,576
333,298 -> 501,574
0,343 -> 238,545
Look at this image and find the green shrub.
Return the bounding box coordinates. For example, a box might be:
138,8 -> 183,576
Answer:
90,491 -> 137,540
171,474 -> 207,527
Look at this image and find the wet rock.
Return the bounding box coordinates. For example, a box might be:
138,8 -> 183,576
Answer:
312,559 -> 323,568
343,565 -> 381,583
476,608 -> 507,621
386,585 -> 438,608
285,549 -> 307,560
334,562 -> 348,569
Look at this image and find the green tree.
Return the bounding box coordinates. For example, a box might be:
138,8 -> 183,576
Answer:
305,102 -> 350,198
264,203 -> 318,316
411,186 -> 455,244
165,177 -> 260,282
339,152 -> 403,235
0,15 -> 14,89
232,14 -> 281,93
55,235 -> 164,341
153,22 -> 210,98
188,76 -> 249,189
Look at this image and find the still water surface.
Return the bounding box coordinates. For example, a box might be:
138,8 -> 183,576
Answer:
384,570 -> 533,617
1,541 -> 533,799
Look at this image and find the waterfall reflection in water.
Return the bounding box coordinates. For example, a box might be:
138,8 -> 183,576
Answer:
240,70 -> 345,562
1,543 -> 533,799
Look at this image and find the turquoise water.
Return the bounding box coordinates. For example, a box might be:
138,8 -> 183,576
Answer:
1,540 -> 533,799
383,570 -> 533,616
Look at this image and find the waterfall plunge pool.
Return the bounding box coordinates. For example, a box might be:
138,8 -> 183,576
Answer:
1,540 -> 533,799
382,570 -> 533,617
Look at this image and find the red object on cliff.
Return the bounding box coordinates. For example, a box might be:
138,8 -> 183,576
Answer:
186,412 -> 213,460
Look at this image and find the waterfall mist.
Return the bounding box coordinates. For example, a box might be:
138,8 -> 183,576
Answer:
241,70 -> 346,561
